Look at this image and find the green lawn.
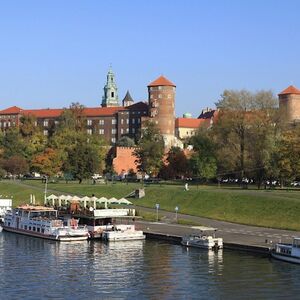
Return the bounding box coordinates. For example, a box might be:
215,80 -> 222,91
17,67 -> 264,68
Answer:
1,179 -> 300,230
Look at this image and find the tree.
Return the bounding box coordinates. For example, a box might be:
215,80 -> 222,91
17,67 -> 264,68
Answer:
134,121 -> 164,177
160,147 -> 189,179
214,89 -> 277,183
64,139 -> 100,183
1,128 -> 26,159
116,136 -> 135,147
31,148 -> 62,177
189,129 -> 217,180
1,155 -> 29,176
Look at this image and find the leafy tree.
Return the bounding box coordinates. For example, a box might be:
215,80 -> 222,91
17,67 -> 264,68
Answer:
134,121 -> 164,177
189,129 -> 217,180
31,148 -> 62,177
64,138 -> 100,183
116,136 -> 135,147
160,147 -> 189,179
1,155 -> 29,176
214,89 -> 277,182
1,128 -> 26,159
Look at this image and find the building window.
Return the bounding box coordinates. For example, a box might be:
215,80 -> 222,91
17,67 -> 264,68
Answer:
126,128 -> 129,133
87,119 -> 92,126
99,129 -> 104,135
99,119 -> 104,125
150,95 -> 153,99
158,94 -> 162,98
138,118 -> 141,124
112,118 -> 117,125
111,91 -> 114,98
158,86 -> 162,90
121,119 -> 124,125
121,128 -> 124,134
132,118 -> 135,124
43,130 -> 48,136
111,137 -> 116,143
132,128 -> 135,134
126,119 -> 129,124
43,120 -> 48,127
34,121 -> 37,126
112,128 -> 116,134
87,129 -> 92,135
168,94 -> 171,98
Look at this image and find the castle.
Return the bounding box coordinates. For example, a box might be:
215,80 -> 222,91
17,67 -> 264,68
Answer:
0,69 -> 299,149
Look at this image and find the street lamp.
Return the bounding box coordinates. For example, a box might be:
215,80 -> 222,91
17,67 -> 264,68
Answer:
155,203 -> 159,222
44,176 -> 48,205
175,206 -> 179,222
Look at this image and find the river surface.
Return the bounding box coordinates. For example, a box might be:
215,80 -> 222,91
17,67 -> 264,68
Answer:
0,232 -> 299,299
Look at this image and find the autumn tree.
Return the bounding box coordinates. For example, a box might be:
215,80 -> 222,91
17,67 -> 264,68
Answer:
31,148 -> 62,177
213,89 -> 277,183
1,155 -> 29,176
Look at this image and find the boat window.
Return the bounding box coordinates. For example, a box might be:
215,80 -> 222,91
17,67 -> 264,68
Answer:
29,226 -> 31,230
41,229 -> 45,233
37,228 -> 40,233
33,227 -> 36,231
24,225 -> 27,230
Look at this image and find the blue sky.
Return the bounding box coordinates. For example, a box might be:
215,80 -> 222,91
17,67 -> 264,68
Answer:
1,0 -> 300,117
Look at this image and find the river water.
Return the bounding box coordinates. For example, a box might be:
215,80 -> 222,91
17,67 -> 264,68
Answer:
0,232 -> 299,300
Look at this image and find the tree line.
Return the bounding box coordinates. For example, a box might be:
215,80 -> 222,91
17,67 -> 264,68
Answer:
0,90 -> 299,187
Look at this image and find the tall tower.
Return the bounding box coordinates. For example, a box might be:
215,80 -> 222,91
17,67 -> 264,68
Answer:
278,85 -> 300,123
101,67 -> 119,107
147,75 -> 176,145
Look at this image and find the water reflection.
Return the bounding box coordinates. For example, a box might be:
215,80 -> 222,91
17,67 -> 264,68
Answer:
1,232 -> 300,299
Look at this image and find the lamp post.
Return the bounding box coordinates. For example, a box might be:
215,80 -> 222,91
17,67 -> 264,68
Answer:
175,206 -> 179,222
44,176 -> 48,205
155,203 -> 159,222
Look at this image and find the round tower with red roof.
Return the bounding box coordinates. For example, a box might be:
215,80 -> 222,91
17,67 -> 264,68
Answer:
147,75 -> 176,145
278,85 -> 300,123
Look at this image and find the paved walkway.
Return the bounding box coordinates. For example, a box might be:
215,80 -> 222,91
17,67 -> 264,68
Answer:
134,206 -> 300,248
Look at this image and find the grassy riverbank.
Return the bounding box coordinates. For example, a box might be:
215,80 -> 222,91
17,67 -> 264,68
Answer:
1,180 -> 300,230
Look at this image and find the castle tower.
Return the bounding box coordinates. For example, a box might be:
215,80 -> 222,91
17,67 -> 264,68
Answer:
101,67 -> 119,107
122,90 -> 134,107
147,75 -> 176,145
278,85 -> 300,123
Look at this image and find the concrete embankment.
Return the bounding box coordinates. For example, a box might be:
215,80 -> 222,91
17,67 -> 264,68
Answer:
136,220 -> 295,255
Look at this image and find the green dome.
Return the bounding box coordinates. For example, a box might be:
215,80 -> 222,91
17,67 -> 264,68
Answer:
183,112 -> 192,118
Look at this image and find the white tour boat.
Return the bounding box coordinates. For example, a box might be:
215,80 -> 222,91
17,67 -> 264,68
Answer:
2,205 -> 89,241
271,237 -> 300,264
102,224 -> 145,241
74,208 -> 145,241
181,227 -> 223,250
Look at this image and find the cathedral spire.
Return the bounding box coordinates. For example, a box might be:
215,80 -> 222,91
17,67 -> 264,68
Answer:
101,67 -> 119,107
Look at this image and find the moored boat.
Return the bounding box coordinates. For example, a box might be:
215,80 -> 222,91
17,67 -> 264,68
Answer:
271,237 -> 300,264
74,208 -> 145,241
2,205 -> 89,241
181,227 -> 223,250
102,224 -> 145,241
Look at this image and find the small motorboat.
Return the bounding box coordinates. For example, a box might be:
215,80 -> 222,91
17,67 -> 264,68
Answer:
181,226 -> 223,250
271,237 -> 300,264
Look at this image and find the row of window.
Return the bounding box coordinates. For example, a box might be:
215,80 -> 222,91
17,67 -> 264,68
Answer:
86,128 -> 136,135
0,121 -> 16,127
87,118 -> 141,126
150,94 -> 172,99
0,115 -> 17,119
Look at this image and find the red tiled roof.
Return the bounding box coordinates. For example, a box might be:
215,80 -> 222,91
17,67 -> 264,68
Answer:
175,118 -> 208,128
148,75 -> 176,87
24,108 -> 64,118
82,107 -> 125,117
278,85 -> 300,95
0,106 -> 23,114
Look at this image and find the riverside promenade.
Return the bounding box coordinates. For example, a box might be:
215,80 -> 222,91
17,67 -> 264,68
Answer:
134,206 -> 300,254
